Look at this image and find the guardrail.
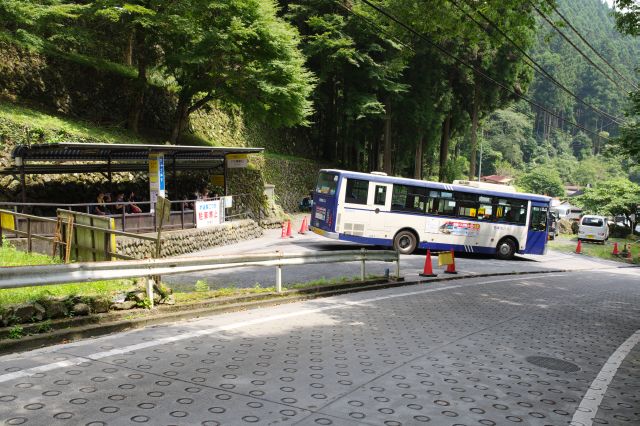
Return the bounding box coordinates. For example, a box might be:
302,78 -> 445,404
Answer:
0,249 -> 401,308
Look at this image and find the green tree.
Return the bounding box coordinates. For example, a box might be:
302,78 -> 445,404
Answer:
87,1 -> 161,133
574,178 -> 640,229
614,0 -> 640,36
159,0 -> 315,143
517,167 -> 565,196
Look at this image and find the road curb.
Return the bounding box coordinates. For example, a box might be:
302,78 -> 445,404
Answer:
0,269 -> 567,355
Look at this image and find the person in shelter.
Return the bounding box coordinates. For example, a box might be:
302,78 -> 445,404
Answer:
92,192 -> 107,215
127,191 -> 142,213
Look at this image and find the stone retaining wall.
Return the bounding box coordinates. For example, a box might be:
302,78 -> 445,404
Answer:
116,219 -> 263,259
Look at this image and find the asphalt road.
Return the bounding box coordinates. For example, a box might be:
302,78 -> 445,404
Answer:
1,267 -> 640,425
163,223 -> 623,291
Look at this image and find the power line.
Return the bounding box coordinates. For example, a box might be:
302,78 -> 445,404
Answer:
546,0 -> 639,91
531,1 -> 630,94
356,0 -> 610,141
448,0 -> 624,126
334,1 -> 415,53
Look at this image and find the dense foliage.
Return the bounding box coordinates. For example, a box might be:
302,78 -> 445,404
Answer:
0,0 -> 638,192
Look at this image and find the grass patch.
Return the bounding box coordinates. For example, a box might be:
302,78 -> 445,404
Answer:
174,284 -> 275,303
173,275 -> 382,303
0,242 -> 58,267
0,243 -> 134,308
0,279 -> 135,308
549,234 -> 640,264
0,101 -> 152,145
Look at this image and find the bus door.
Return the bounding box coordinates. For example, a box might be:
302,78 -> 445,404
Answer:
367,182 -> 392,237
525,202 -> 549,255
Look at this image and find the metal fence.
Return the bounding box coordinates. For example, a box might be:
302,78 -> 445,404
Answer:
0,209 -> 158,260
0,249 -> 401,308
0,193 -> 261,235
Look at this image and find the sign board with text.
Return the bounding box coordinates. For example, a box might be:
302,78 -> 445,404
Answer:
195,200 -> 224,228
226,153 -> 248,168
149,153 -> 165,211
155,196 -> 171,225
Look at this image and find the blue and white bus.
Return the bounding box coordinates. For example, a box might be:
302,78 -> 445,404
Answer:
309,169 -> 551,260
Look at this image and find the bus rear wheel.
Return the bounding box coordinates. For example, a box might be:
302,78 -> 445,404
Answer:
496,238 -> 516,260
394,231 -> 417,255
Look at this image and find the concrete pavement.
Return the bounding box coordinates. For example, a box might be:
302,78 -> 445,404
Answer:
2,268 -> 640,425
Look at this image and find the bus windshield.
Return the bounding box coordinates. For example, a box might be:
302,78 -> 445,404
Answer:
316,172 -> 338,196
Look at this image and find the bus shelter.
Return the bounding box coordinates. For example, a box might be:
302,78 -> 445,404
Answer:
2,142 -> 264,203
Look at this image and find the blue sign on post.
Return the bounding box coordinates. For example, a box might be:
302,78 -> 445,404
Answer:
158,156 -> 165,191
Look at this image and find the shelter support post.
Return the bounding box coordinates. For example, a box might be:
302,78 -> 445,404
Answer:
19,161 -> 26,209
223,157 -> 228,196
107,156 -> 113,192
172,155 -> 178,198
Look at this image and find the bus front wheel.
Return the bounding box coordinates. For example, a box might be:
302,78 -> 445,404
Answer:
496,238 -> 516,260
394,231 -> 417,255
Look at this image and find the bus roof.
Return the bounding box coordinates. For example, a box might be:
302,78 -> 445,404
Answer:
320,169 -> 552,203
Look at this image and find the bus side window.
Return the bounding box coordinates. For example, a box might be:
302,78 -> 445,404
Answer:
477,196 -> 493,221
345,179 -> 369,205
437,198 -> 456,215
374,185 -> 387,206
495,199 -> 527,224
456,192 -> 479,219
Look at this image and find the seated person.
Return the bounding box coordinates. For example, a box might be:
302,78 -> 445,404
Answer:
113,193 -> 126,214
92,192 -> 107,215
102,193 -> 114,214
127,191 -> 143,213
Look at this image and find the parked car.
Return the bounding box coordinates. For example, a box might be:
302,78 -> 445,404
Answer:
578,215 -> 609,243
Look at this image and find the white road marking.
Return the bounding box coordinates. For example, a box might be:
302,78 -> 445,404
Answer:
571,330 -> 640,426
0,274 -> 566,384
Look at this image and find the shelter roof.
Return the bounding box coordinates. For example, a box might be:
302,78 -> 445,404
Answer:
11,142 -> 263,161
1,143 -> 263,175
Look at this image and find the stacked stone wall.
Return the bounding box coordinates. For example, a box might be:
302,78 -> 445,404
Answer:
116,219 -> 263,259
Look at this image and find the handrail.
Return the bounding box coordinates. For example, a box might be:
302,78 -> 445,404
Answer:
0,194 -> 252,208
0,209 -> 158,242
0,249 -> 401,306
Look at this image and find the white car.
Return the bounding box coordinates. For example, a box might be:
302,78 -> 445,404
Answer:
578,215 -> 609,243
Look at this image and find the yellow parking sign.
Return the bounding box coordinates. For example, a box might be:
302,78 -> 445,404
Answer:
0,212 -> 15,231
438,251 -> 454,266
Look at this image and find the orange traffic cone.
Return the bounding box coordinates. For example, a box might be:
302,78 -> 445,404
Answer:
575,239 -> 582,254
419,249 -> 437,277
444,249 -> 457,274
306,216 -> 310,232
612,242 -> 619,256
286,220 -> 293,238
298,217 -> 308,234
280,221 -> 287,239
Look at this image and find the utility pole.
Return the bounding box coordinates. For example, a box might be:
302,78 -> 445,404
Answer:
477,130 -> 483,182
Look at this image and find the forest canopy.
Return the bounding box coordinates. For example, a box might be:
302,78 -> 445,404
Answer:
0,0 -> 639,191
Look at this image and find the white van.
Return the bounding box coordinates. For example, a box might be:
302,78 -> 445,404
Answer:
578,215 -> 609,243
